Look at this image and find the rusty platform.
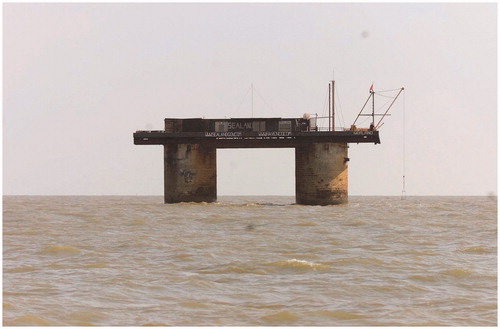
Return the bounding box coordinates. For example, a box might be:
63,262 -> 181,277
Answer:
133,117 -> 380,147
133,116 -> 380,204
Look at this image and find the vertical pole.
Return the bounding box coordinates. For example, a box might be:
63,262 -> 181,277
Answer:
401,175 -> 406,200
332,80 -> 335,131
371,88 -> 375,127
328,82 -> 331,131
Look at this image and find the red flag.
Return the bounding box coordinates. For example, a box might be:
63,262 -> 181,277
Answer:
369,84 -> 374,92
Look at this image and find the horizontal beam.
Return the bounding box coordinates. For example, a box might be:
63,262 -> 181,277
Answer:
133,130 -> 380,147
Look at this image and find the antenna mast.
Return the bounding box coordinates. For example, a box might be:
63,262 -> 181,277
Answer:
352,85 -> 404,130
328,80 -> 335,131
332,80 -> 335,131
371,86 -> 375,127
328,83 -> 331,131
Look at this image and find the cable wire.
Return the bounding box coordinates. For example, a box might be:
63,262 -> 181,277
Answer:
401,89 -> 407,200
335,84 -> 346,129
253,85 -> 278,117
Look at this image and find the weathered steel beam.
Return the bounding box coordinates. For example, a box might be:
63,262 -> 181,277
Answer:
133,130 -> 380,147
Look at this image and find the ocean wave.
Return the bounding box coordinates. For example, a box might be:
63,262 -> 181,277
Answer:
266,259 -> 329,272
39,245 -> 81,256
458,246 -> 493,254
178,301 -> 209,309
66,311 -> 107,326
3,266 -> 36,274
83,262 -> 108,269
332,257 -> 385,266
261,311 -> 300,325
6,314 -> 52,326
309,310 -> 366,320
198,259 -> 329,275
409,274 -> 439,283
198,263 -> 267,275
411,268 -> 476,282
59,212 -> 91,219
294,221 -> 318,227
440,268 -> 474,278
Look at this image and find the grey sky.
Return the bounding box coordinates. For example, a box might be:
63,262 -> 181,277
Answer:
3,3 -> 497,196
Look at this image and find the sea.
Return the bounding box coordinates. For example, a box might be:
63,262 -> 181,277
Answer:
2,195 -> 497,326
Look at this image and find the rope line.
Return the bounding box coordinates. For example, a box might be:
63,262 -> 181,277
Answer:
376,97 -> 393,114
335,84 -> 346,129
319,87 -> 329,130
375,93 -> 398,99
376,88 -> 402,93
231,85 -> 252,118
401,89 -> 407,200
253,85 -> 278,116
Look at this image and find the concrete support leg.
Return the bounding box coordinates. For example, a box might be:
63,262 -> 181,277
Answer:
164,143 -> 217,203
295,143 -> 348,205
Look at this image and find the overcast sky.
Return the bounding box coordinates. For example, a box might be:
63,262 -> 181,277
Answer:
3,2 -> 497,196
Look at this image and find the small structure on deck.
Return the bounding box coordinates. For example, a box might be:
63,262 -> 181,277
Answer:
133,81 -> 403,205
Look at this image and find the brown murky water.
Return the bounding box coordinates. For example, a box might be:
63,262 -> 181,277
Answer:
3,195 -> 497,326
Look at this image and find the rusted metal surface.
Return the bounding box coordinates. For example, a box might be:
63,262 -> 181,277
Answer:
164,117 -> 311,134
133,117 -> 380,146
134,131 -> 378,147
